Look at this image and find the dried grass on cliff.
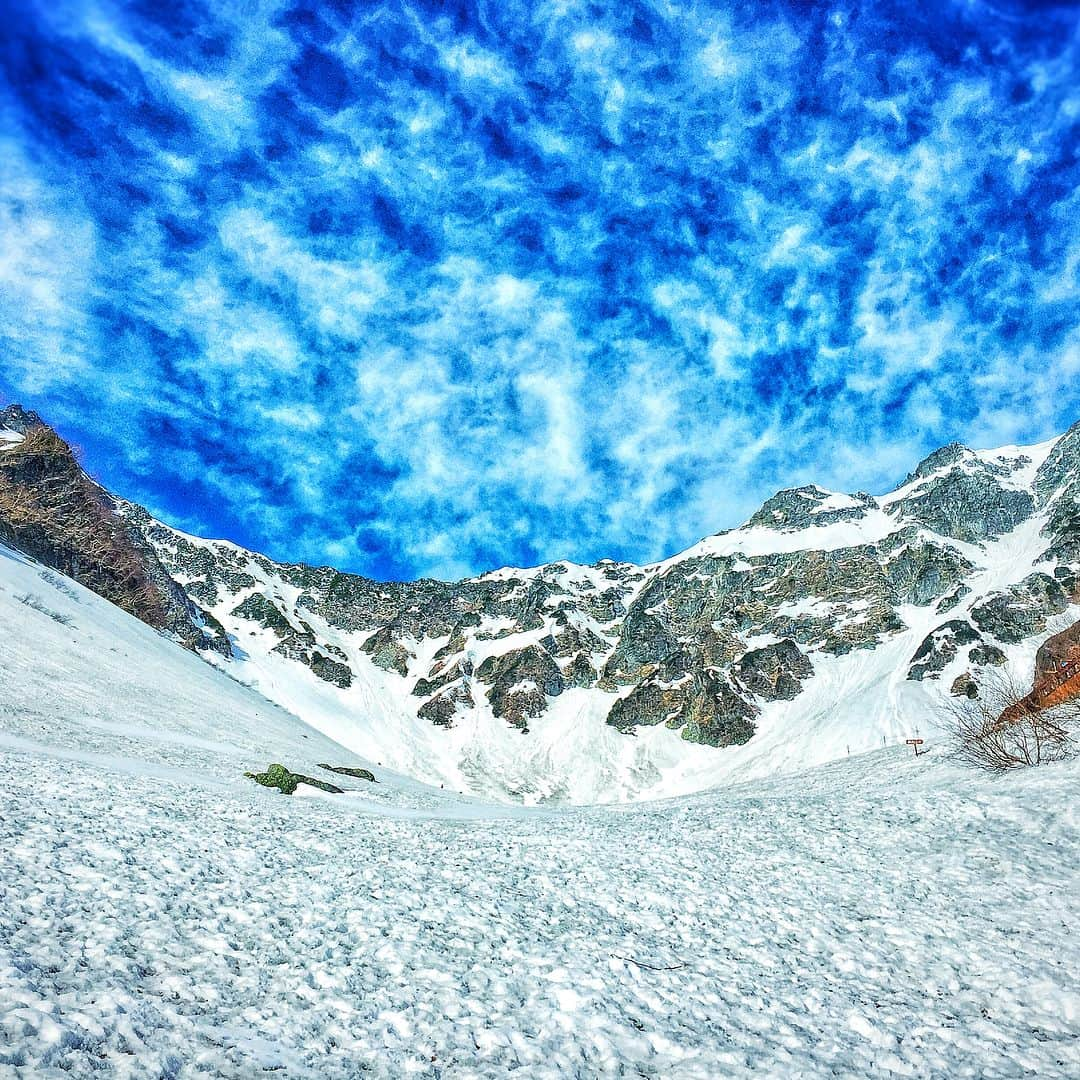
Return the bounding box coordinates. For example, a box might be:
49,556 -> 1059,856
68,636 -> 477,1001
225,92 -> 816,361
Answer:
0,425 -> 167,626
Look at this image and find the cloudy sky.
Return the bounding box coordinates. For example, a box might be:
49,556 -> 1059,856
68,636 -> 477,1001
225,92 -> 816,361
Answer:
1,1 -> 1078,580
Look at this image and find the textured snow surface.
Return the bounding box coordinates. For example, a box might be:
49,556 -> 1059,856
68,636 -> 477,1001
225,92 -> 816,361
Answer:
2,544 -> 1079,1077
3,745 -> 1079,1078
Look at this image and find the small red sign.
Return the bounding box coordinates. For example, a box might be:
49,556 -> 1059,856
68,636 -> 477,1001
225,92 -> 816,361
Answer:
906,738 -> 924,756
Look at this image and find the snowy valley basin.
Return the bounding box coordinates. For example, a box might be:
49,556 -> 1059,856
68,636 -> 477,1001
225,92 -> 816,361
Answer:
4,0 -> 1080,1071
2,527 -> 1079,1077
3,411 -> 1080,1075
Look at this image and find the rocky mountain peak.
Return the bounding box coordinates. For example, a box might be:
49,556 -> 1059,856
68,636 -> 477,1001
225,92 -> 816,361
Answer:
887,443 -> 1037,546
746,485 -> 877,531
0,412 -> 229,655
1033,420 -> 1080,503
0,403 -> 47,435
901,441 -> 977,487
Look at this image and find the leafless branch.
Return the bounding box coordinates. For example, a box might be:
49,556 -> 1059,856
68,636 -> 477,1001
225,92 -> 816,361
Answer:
944,667 -> 1079,771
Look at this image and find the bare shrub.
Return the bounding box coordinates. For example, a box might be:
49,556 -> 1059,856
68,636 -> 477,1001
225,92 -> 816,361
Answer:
945,667 -> 1079,771
38,569 -> 80,600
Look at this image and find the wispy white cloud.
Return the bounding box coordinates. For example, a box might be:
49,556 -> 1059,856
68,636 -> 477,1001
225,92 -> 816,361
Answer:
2,0 -> 1078,579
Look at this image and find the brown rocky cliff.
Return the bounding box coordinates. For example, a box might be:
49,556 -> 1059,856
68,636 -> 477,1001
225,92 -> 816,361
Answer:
0,405 -> 226,653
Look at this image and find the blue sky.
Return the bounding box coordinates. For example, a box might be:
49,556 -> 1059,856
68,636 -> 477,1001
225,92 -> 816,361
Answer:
1,1 -> 1078,580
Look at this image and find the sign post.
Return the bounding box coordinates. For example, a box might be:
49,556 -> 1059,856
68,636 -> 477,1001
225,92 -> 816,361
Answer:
905,738 -> 924,757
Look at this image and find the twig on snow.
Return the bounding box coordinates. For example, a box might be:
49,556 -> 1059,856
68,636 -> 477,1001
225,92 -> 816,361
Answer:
610,954 -> 687,972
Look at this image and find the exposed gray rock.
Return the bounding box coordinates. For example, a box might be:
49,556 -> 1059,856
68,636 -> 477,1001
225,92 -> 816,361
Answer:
734,640 -> 813,700
361,625 -> 414,677
950,672 -> 979,698
935,585 -> 971,614
1038,488 -> 1080,565
902,442 -> 972,485
477,645 -> 565,729
413,658 -> 473,698
970,573 -> 1069,644
231,592 -> 293,637
881,534 -> 974,606
418,681 -> 474,728
98,412 -> 1080,752
1034,420 -> 1080,503
563,652 -> 598,688
890,465 -> 1034,544
968,642 -> 1007,667
907,620 -> 982,681
606,669 -> 756,749
192,605 -> 233,655
540,620 -> 609,659
269,625 -> 354,688
0,403 -> 47,433
680,680 -> 757,747
308,651 -> 353,688
118,510 -> 234,656
747,486 -> 875,530
602,608 -> 681,683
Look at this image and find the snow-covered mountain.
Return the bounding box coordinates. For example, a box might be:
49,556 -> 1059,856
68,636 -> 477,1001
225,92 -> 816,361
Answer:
4,401 -> 1080,803
2,529 -> 1079,1077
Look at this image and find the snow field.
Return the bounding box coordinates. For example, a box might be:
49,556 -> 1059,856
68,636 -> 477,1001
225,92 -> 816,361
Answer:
1,746 -> 1078,1077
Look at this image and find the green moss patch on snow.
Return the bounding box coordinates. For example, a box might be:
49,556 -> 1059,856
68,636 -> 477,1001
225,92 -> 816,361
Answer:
317,764 -> 377,782
245,763 -> 344,795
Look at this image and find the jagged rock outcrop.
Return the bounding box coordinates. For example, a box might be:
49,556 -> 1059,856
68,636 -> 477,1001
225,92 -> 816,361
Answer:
908,620 -> 983,681
970,573 -> 1069,644
892,467 -> 1034,544
968,642 -> 1007,667
306,650 -> 353,689
413,658 -> 473,698
734,640 -> 814,700
880,533 -> 975,606
747,486 -> 875,530
477,645 -> 565,729
417,681 -> 474,727
232,592 -> 293,636
228,589 -> 353,686
951,672 -> 979,698
361,625 -> 413,676
563,652 -> 598,688
607,665 -> 757,748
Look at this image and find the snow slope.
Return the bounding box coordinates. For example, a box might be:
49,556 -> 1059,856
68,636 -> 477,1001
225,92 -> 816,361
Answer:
1,542 -> 1079,1077
0,543 -> 470,813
